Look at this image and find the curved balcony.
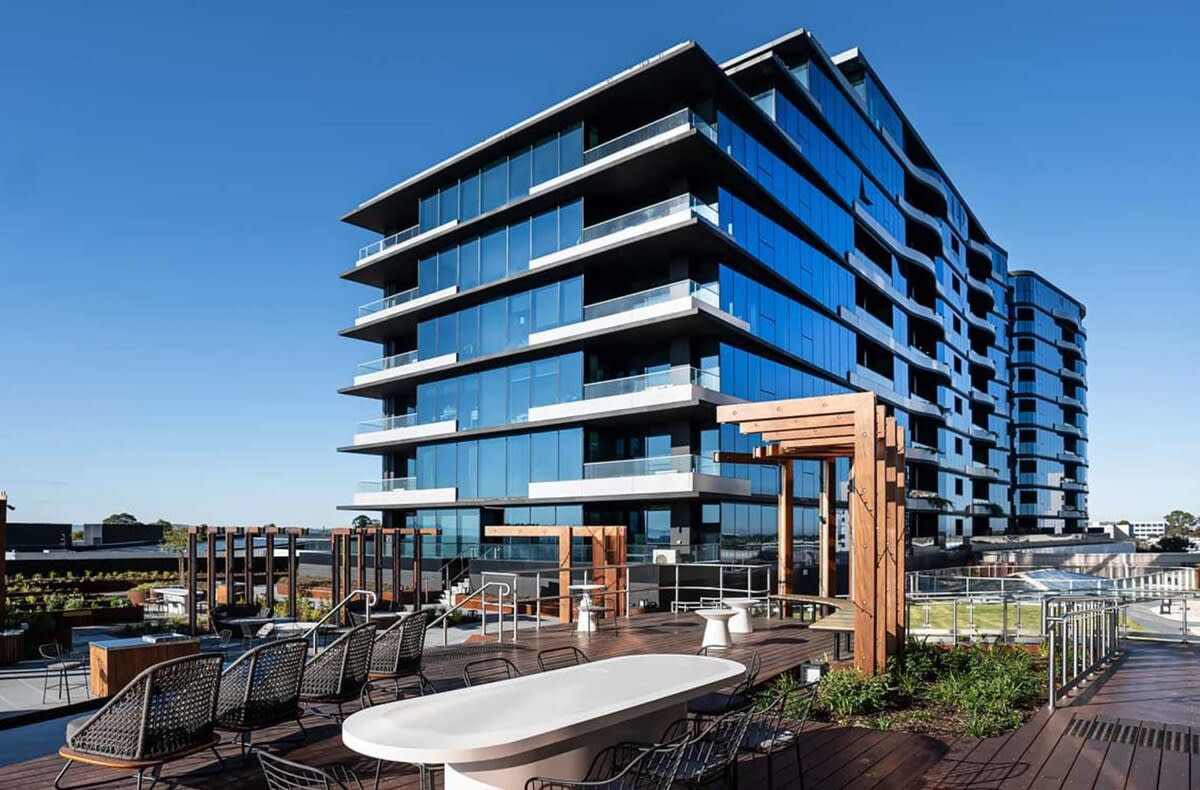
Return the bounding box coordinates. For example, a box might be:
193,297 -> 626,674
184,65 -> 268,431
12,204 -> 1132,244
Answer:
1052,308 -> 1083,331
969,425 -> 998,444
842,252 -> 944,330
970,390 -> 996,409
1062,479 -> 1088,492
1057,450 -> 1086,464
1057,394 -> 1085,410
968,350 -> 996,375
1054,422 -> 1084,438
965,311 -> 997,341
906,443 -> 941,463
965,463 -> 1000,480
1059,367 -> 1086,385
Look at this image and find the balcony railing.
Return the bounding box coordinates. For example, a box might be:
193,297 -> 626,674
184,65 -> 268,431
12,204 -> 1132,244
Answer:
357,413 -> 419,434
358,349 -> 418,374
358,224 -> 421,261
583,279 -> 718,322
582,454 -> 717,480
357,477 -> 417,493
582,109 -> 716,166
583,366 -> 719,400
580,194 -> 717,244
358,286 -> 420,319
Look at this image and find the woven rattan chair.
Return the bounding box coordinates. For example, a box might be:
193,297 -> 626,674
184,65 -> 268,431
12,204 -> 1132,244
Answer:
215,638 -> 309,758
40,643 -> 87,704
462,656 -> 521,686
259,750 -> 363,790
524,735 -> 688,790
299,622 -> 376,722
740,683 -> 818,790
687,651 -> 761,718
536,646 -> 589,672
365,610 -> 432,698
55,653 -> 224,790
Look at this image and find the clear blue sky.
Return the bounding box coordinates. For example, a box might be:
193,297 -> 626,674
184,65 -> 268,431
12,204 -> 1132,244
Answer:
2,1 -> 1197,527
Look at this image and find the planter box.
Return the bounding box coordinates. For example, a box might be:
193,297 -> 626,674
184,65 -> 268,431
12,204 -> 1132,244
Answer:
57,606 -> 145,630
0,632 -> 24,665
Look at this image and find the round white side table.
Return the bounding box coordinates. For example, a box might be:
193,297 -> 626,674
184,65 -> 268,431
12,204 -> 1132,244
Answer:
569,583 -> 607,633
723,598 -> 757,634
696,608 -> 737,649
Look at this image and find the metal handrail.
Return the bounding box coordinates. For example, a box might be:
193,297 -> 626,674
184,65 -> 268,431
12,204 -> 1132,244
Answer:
426,580 -> 515,646
1046,595 -> 1124,709
308,588 -> 376,653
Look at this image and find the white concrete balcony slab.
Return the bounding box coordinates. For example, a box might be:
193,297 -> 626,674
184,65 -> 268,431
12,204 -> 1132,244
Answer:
356,219 -> 458,267
354,352 -> 458,387
352,480 -> 457,508
352,418 -> 457,449
528,367 -> 735,423
355,286 -> 458,327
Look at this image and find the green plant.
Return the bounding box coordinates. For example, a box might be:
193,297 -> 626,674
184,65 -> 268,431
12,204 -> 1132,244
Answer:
816,668 -> 891,716
62,596 -> 88,610
867,715 -> 894,731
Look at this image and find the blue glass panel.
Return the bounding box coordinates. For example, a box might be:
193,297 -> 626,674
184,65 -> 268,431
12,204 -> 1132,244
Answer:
532,136 -> 559,184
416,445 -> 435,487
479,368 -> 506,427
416,382 -> 436,425
418,256 -> 438,296
558,428 -> 582,480
458,239 -> 479,291
532,283 -> 560,332
507,363 -> 531,423
559,125 -> 582,172
507,220 -> 530,276
509,149 -> 531,199
478,438 -> 506,498
458,373 -> 479,429
480,229 -> 507,284
559,352 -> 582,402
419,194 -> 439,232
457,442 -> 478,499
416,320 -> 436,359
530,431 -> 558,482
507,292 -> 530,348
531,209 -> 559,258
435,313 -> 456,357
459,174 -> 480,222
506,434 -> 530,496
438,184 -> 459,227
480,299 -> 506,356
435,442 -> 456,488
437,247 -> 457,292
457,306 -> 478,359
436,378 -> 457,422
561,276 -> 582,324
559,201 -> 583,246
480,161 -> 507,213
531,357 -> 558,408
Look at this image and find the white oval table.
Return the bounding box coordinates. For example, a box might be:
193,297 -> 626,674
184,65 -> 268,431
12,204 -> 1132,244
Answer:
723,598 -> 758,634
342,653 -> 745,789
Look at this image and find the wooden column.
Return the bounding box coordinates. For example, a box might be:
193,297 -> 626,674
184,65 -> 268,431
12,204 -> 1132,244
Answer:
819,459 -> 837,599
896,427 -> 907,641
882,413 -> 899,656
851,400 -> 880,675
224,528 -> 235,604
391,530 -> 402,603
205,529 -> 216,618
412,530 -> 423,606
373,528 -> 383,600
330,532 -> 342,620
356,532 -> 366,592
186,530 -> 198,635
873,406 -> 888,671
559,530 -> 572,625
265,530 -> 276,612
243,529 -> 255,606
287,532 -> 298,620
777,459 -> 794,596
0,492 -> 8,627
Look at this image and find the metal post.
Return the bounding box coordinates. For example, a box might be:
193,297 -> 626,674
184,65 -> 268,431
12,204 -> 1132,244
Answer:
952,598 -> 959,644
535,571 -> 542,631
287,533 -> 297,620
265,531 -> 276,613
186,530 -> 197,635
1047,621 -> 1056,710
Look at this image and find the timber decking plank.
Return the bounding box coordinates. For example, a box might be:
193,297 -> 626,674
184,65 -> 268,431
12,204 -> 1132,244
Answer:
970,708 -> 1056,789
931,731 -> 1017,788
1156,724 -> 1190,790
1089,718 -> 1139,790
996,709 -> 1077,789
1124,721 -> 1165,790
1059,716 -> 1119,790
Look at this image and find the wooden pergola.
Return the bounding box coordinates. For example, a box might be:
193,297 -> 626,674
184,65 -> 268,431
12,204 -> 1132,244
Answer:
182,526 -> 302,635
329,526 -> 439,623
483,525 -> 627,623
715,393 -> 906,675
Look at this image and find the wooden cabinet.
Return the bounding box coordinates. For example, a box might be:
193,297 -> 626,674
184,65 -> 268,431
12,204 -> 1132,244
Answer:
88,638 -> 200,697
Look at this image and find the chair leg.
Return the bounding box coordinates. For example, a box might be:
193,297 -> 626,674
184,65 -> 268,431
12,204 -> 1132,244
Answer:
53,759 -> 73,789
794,739 -> 804,790
295,715 -> 308,740
42,667 -> 50,704
63,667 -> 72,705
373,759 -> 383,790
766,750 -> 774,790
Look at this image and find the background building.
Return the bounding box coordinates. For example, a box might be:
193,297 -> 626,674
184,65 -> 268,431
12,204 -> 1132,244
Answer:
338,28 -> 1088,557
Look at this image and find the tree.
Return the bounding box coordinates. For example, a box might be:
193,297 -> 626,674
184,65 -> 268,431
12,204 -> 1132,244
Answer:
1157,535 -> 1191,553
1163,510 -> 1197,537
351,514 -> 379,528
103,513 -> 139,525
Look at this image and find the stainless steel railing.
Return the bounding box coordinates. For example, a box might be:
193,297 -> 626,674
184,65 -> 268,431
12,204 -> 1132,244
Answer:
1045,595 -> 1124,709
308,588 -> 376,653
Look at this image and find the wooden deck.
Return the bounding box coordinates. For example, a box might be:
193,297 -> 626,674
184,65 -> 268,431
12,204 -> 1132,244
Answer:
5,616 -> 1193,789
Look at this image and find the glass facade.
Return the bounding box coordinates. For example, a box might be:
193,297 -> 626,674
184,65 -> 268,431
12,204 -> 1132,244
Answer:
342,29 -> 1088,554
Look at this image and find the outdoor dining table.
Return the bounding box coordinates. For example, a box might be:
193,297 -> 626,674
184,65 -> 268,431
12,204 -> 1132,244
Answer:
342,653 -> 745,789
223,616 -> 296,628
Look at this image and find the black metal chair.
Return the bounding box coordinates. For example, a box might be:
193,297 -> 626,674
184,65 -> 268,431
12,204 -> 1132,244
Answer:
462,656 -> 521,686
687,651 -> 761,719
740,683 -> 818,790
653,706 -> 755,789
299,623 -> 377,722
204,628 -> 234,660
55,653 -> 225,790
365,610 -> 433,698
39,643 -> 87,704
524,734 -> 689,789
215,638 -> 309,759
536,646 -> 589,672
259,750 -> 363,790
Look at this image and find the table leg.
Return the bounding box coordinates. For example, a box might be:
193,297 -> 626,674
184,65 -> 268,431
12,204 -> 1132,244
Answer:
701,618 -> 732,649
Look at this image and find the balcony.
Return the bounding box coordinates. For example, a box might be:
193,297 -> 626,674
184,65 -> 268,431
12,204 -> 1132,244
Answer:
1055,337 -> 1082,355
965,311 -> 997,339
1052,308 -> 1082,330
1059,367 -> 1086,384
1053,422 -> 1084,438
965,463 -> 1000,480
1062,478 -> 1088,492
527,454 -> 749,500
356,219 -> 459,267
355,284 -> 458,327
1057,451 -> 1086,464
967,499 -> 1001,516
968,350 -> 996,375
969,425 -> 999,444
354,350 -> 458,387
906,442 -> 941,463
351,413 -> 458,449
527,279 -> 746,346
527,366 -> 736,423
530,193 -> 718,271
1057,394 -> 1084,410
352,478 -> 457,508
970,390 -> 996,409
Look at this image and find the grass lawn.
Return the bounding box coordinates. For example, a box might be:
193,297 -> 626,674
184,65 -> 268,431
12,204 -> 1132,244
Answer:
907,600 -> 1044,635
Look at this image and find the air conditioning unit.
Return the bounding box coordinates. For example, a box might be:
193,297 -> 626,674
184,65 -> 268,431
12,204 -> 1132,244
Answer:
652,549 -> 680,564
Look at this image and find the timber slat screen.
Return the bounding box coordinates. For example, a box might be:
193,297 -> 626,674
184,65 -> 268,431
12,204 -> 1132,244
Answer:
329,527 -> 439,623
715,393 -> 906,675
182,526 -> 301,634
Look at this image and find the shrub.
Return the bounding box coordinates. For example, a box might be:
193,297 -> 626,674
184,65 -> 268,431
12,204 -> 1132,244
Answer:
62,597 -> 88,611
816,668 -> 891,716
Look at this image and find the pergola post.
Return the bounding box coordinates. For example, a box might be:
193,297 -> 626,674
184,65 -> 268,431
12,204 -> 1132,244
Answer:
819,459 -> 837,598
777,460 -> 794,597
185,529 -> 198,635
205,528 -> 216,619
356,531 -> 366,592
224,527 -> 234,604
373,528 -> 383,601
391,530 -> 402,604
412,530 -> 423,607
0,492 -> 8,627
243,528 -> 256,607
265,530 -> 276,613
287,531 -> 298,620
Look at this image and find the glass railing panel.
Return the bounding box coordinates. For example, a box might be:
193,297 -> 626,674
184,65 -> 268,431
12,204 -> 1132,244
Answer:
359,224 -> 421,261
357,413 -> 419,433
358,350 -> 418,374
582,280 -> 719,322
582,454 -> 717,479
357,477 -> 417,493
582,366 -> 719,399
358,286 -> 420,318
583,109 -> 692,165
